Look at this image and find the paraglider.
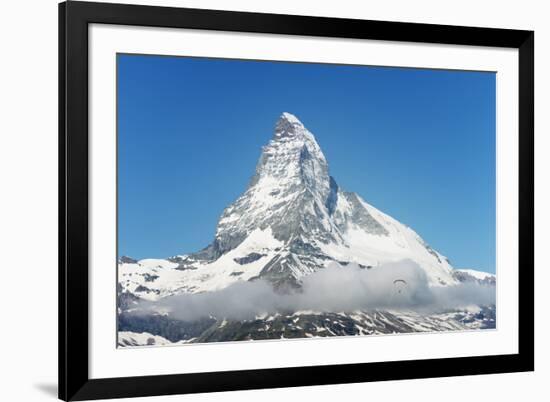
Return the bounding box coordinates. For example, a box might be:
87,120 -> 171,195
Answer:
393,279 -> 408,294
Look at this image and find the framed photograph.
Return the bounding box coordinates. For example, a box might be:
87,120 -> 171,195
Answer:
59,1 -> 534,400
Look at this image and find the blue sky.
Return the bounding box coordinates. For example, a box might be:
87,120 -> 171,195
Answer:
118,54 -> 496,273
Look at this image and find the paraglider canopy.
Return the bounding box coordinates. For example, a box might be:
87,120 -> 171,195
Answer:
393,279 -> 408,294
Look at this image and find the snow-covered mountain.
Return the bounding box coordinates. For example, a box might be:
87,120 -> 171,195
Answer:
453,269 -> 496,286
118,306 -> 496,346
118,112 -> 496,346
118,112 -> 488,302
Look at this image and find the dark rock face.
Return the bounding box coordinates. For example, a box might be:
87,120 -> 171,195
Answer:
333,192 -> 389,236
118,313 -> 216,343
119,256 -> 138,264
134,285 -> 159,295
143,273 -> 159,282
118,290 -> 141,311
233,253 -> 266,265
452,270 -> 496,286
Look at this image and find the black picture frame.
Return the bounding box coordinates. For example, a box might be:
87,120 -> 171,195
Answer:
59,1 -> 534,400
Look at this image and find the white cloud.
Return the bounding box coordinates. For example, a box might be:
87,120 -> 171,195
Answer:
135,259 -> 495,321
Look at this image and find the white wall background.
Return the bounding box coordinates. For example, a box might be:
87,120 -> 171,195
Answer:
0,0 -> 546,401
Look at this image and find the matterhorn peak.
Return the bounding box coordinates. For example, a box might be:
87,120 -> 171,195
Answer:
188,113 -> 458,288
280,112 -> 303,125
254,112 -> 330,195
274,112 -> 308,139
270,112 -> 326,164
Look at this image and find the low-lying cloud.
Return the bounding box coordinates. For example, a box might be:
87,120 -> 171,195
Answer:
134,260 -> 495,321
